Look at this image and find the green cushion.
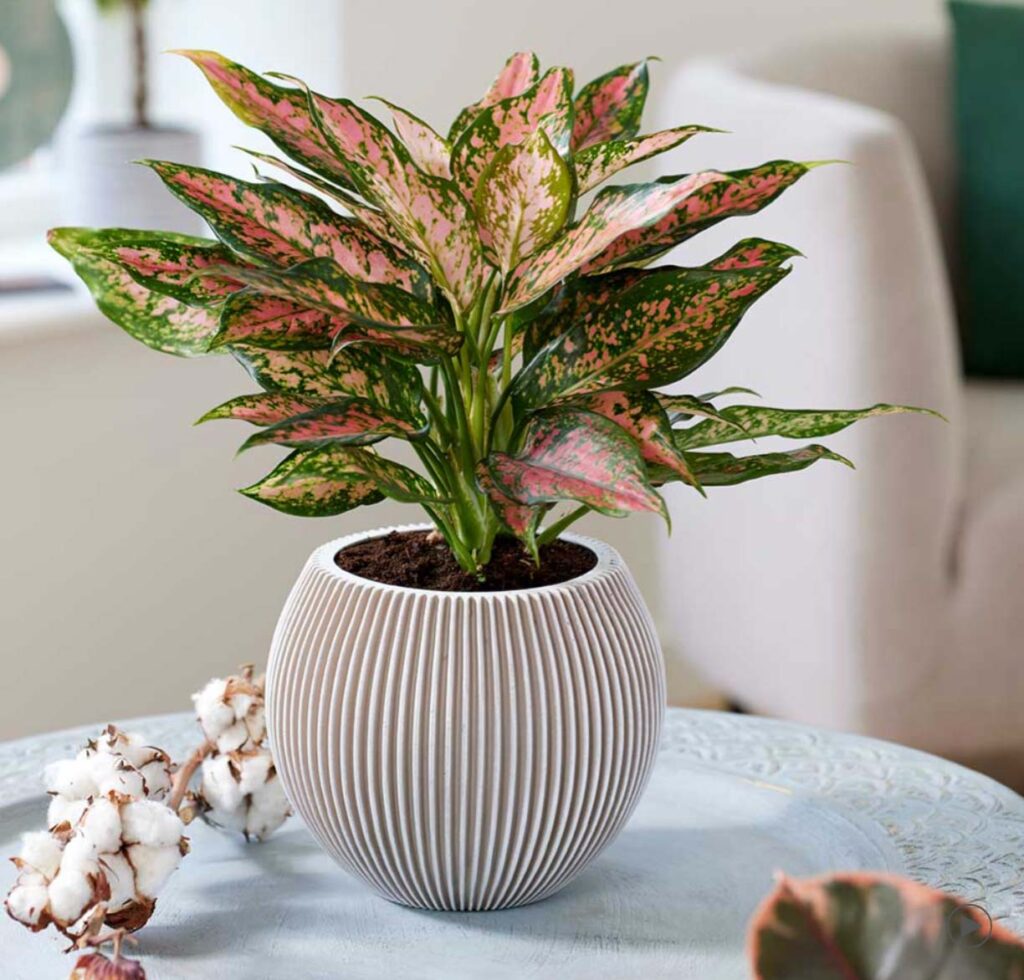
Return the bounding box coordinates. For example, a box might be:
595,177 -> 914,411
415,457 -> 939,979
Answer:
949,0 -> 1024,377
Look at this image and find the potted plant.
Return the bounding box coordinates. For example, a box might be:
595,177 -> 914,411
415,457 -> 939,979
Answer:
48,49 -> 934,912
58,0 -> 202,233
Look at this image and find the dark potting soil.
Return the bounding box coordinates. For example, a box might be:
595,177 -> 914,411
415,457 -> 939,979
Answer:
334,530 -> 597,592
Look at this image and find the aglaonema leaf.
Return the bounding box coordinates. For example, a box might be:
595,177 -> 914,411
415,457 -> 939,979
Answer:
670,444 -> 853,487
475,462 -> 544,556
48,228 -> 221,357
231,344 -> 422,415
513,247 -> 791,405
449,51 -> 541,143
572,60 -> 651,151
575,125 -> 712,193
174,50 -> 356,189
144,162 -> 429,296
675,403 -> 940,450
53,229 -> 245,306
197,392 -> 316,426
749,872 -> 1024,980
306,91 -> 485,310
450,67 -> 574,204
569,390 -> 701,490
372,98 -> 452,178
498,170 -> 726,313
215,291 -> 340,351
475,129 -> 572,274
656,393 -> 751,435
484,408 -> 666,519
583,161 -> 814,275
239,398 -> 428,452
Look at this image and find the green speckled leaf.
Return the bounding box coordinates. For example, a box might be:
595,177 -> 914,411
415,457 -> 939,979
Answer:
656,393 -> 750,436
48,228 -> 220,357
451,67 -> 574,204
231,344 -> 422,413
373,98 -> 452,179
196,392 -> 316,426
673,444 -> 853,487
307,92 -> 485,310
583,161 -> 813,275
449,51 -> 541,144
174,50 -> 355,189
475,129 -> 572,273
572,60 -> 650,151
514,248 -> 791,405
750,872 -> 1024,979
245,445 -> 442,514
498,170 -> 726,313
240,398 -> 427,452
144,162 -> 428,296
485,408 -> 666,519
575,125 -> 711,193
675,403 -> 939,450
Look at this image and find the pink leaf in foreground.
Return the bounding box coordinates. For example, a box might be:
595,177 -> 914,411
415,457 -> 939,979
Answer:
448,51 -> 541,143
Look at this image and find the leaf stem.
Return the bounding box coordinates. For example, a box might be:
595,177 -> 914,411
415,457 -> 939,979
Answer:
537,505 -> 590,547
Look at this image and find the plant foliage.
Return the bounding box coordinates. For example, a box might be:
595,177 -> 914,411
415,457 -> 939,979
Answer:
50,50 -> 935,576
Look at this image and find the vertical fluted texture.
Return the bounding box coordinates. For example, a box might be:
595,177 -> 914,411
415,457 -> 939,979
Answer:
266,528 -> 665,911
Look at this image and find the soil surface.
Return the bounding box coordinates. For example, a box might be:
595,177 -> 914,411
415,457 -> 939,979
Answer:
334,530 -> 597,592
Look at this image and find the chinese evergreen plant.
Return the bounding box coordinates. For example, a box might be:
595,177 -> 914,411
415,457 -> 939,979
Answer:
50,50 -> 932,578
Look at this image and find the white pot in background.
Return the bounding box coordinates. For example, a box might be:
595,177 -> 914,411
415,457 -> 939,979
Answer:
266,526 -> 666,911
58,125 -> 203,233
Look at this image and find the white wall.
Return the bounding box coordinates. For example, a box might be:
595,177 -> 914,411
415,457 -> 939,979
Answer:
1,0 -> 948,739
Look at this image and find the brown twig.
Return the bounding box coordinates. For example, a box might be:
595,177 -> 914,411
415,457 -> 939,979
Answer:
167,742 -> 215,813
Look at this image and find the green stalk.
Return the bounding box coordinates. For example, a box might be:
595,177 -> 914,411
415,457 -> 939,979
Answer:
537,505 -> 590,547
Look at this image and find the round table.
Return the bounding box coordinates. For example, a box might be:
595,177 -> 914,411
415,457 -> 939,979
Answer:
2,709 -> 1022,979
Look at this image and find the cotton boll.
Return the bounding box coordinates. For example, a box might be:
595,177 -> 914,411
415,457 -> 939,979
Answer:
48,796 -> 87,830
44,758 -> 97,800
120,800 -> 185,849
192,678 -> 235,741
98,851 -> 136,911
138,759 -> 172,800
245,778 -> 291,841
48,866 -> 96,924
199,755 -> 245,814
4,877 -> 51,928
91,754 -> 145,799
236,752 -> 273,796
78,797 -> 122,854
214,719 -> 250,753
127,843 -> 183,898
18,831 -> 63,879
243,705 -> 266,746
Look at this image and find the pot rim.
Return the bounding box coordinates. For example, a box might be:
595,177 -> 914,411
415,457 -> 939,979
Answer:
311,523 -> 623,599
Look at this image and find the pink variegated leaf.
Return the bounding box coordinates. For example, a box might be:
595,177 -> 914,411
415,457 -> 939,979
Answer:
330,320 -> 463,362
572,60 -> 651,151
583,161 -> 815,275
706,237 -> 802,271
241,445 -> 447,516
144,162 -> 430,297
575,125 -> 712,193
173,50 -> 355,189
214,291 -> 340,350
451,67 -> 574,203
371,98 -> 451,178
238,146 -> 413,254
498,170 -> 726,314
240,398 -> 428,452
231,344 -> 423,415
513,245 -> 792,405
57,228 -> 247,306
475,462 -> 544,557
484,408 -> 667,519
48,228 -> 221,356
475,129 -> 572,273
570,390 -> 701,491
307,93 -> 485,310
196,392 -> 315,426
449,51 -> 541,143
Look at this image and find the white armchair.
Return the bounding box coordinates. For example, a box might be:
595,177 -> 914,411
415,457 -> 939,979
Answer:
650,33 -> 1024,782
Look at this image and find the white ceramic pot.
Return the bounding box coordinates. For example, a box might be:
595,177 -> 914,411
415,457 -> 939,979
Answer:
266,525 -> 666,911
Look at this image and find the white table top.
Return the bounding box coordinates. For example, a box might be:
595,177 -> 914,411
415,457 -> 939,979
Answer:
2,709 -> 1022,978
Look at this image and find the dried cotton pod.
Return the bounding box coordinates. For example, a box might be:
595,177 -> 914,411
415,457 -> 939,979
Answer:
70,951 -> 146,979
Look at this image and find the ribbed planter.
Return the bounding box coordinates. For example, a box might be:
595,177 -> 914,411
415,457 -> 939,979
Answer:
265,525 -> 665,911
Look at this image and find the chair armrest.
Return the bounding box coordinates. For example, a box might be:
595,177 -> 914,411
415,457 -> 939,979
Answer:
643,63 -> 963,732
